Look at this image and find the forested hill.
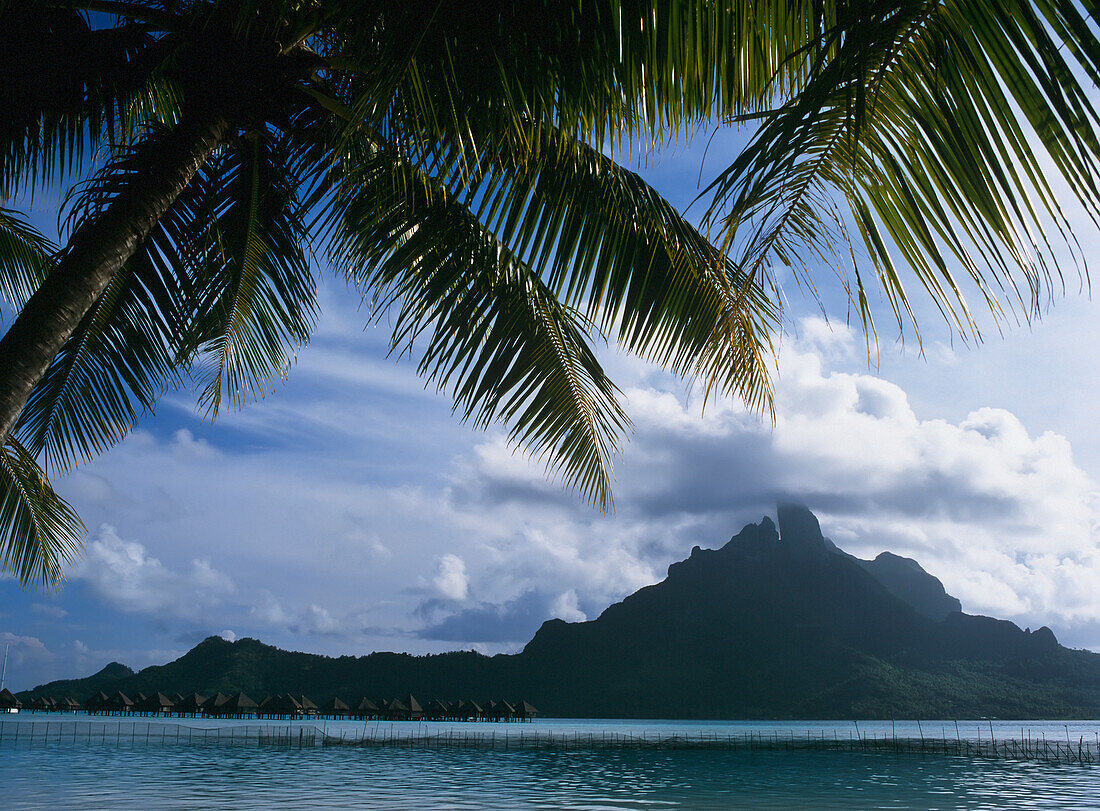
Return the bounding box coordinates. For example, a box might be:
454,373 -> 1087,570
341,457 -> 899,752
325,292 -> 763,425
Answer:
21,506 -> 1100,719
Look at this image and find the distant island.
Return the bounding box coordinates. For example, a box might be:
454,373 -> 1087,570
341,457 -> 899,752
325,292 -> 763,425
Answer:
20,505 -> 1100,719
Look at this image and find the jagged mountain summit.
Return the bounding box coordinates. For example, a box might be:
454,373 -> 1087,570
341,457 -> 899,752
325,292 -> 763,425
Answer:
20,505 -> 1100,719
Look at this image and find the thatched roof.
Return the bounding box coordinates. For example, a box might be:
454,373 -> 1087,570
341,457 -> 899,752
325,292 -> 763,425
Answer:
355,697 -> 378,712
321,696 -> 349,713
386,698 -> 409,713
0,688 -> 21,709
456,700 -> 482,716
85,691 -> 109,709
105,691 -> 133,709
405,694 -> 423,714
137,692 -> 175,711
515,700 -> 538,717
201,692 -> 229,710
425,699 -> 450,716
175,693 -> 206,711
296,695 -> 317,711
62,697 -> 82,709
261,694 -> 302,714
171,693 -> 185,704
223,692 -> 258,711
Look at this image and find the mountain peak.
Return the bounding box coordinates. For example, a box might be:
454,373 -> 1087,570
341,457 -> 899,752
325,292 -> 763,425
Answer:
776,502 -> 828,551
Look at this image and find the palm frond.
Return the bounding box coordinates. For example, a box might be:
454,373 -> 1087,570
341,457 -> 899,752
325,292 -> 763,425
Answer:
12,131 -> 210,473
185,130 -> 316,415
704,0 -> 1100,343
466,126 -> 778,412
0,207 -> 56,316
326,142 -> 629,508
0,3 -> 172,198
0,436 -> 83,589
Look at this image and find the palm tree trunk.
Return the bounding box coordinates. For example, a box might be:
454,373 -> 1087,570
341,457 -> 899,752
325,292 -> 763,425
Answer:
0,113 -> 232,445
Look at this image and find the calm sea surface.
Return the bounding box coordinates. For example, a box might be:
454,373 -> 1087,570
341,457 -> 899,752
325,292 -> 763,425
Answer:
2,716 -> 1099,809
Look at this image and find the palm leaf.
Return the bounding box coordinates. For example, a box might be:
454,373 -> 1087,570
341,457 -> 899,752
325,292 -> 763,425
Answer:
0,436 -> 83,589
704,0 -> 1100,344
0,206 -> 56,316
0,3 -> 171,197
12,131 -> 209,473
327,143 -> 628,508
185,130 -> 316,415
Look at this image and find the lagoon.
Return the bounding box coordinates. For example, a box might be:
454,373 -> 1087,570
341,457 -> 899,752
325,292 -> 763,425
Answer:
3,716 -> 1099,809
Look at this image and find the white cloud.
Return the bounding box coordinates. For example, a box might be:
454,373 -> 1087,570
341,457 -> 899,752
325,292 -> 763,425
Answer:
75,525 -> 235,621
433,555 -> 469,601
30,603 -> 67,619
305,605 -> 339,634
218,630 -> 237,642
0,632 -> 52,670
550,590 -> 587,622
249,591 -> 289,625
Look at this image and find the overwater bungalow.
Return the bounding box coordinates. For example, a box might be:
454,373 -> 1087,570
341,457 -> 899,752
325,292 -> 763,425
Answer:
221,692 -> 258,718
380,698 -> 410,720
136,692 -> 175,715
424,699 -> 450,720
0,688 -> 21,713
29,696 -> 54,713
262,694 -> 303,719
296,695 -> 318,717
515,700 -> 538,721
201,692 -> 230,716
455,700 -> 483,721
58,696 -> 81,713
103,691 -> 134,715
175,693 -> 206,717
132,692 -> 148,707
405,695 -> 424,720
353,697 -> 378,719
319,696 -> 349,717
85,691 -> 109,714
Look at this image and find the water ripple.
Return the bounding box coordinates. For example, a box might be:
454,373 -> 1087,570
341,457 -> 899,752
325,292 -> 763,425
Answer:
3,742 -> 1099,809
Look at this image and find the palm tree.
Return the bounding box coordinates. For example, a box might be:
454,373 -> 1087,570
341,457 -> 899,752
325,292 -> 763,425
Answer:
0,0 -> 777,585
3,1 -> 1100,589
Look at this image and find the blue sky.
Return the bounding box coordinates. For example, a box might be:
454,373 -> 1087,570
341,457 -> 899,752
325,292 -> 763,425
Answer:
4,129 -> 1100,691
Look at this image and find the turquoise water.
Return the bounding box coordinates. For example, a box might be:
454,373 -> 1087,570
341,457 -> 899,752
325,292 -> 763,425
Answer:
3,716 -> 1099,809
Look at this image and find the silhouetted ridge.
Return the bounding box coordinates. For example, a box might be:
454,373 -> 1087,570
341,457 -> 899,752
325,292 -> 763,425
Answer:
857,552 -> 962,620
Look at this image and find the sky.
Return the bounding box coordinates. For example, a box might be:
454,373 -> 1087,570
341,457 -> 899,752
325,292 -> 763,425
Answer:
3,131 -> 1100,692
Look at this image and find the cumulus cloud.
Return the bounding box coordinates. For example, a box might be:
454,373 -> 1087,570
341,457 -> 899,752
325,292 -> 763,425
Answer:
249,591 -> 289,625
0,632 -> 52,670
550,590 -> 587,622
304,604 -> 339,634
433,554 -> 469,601
75,525 -> 235,621
218,630 -> 237,642
418,591 -> 565,643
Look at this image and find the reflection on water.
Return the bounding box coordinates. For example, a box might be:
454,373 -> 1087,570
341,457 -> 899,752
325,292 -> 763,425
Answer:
3,736 -> 1100,809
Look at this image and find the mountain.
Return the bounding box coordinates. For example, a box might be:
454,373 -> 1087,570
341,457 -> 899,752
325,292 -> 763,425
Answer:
20,505 -> 1100,718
